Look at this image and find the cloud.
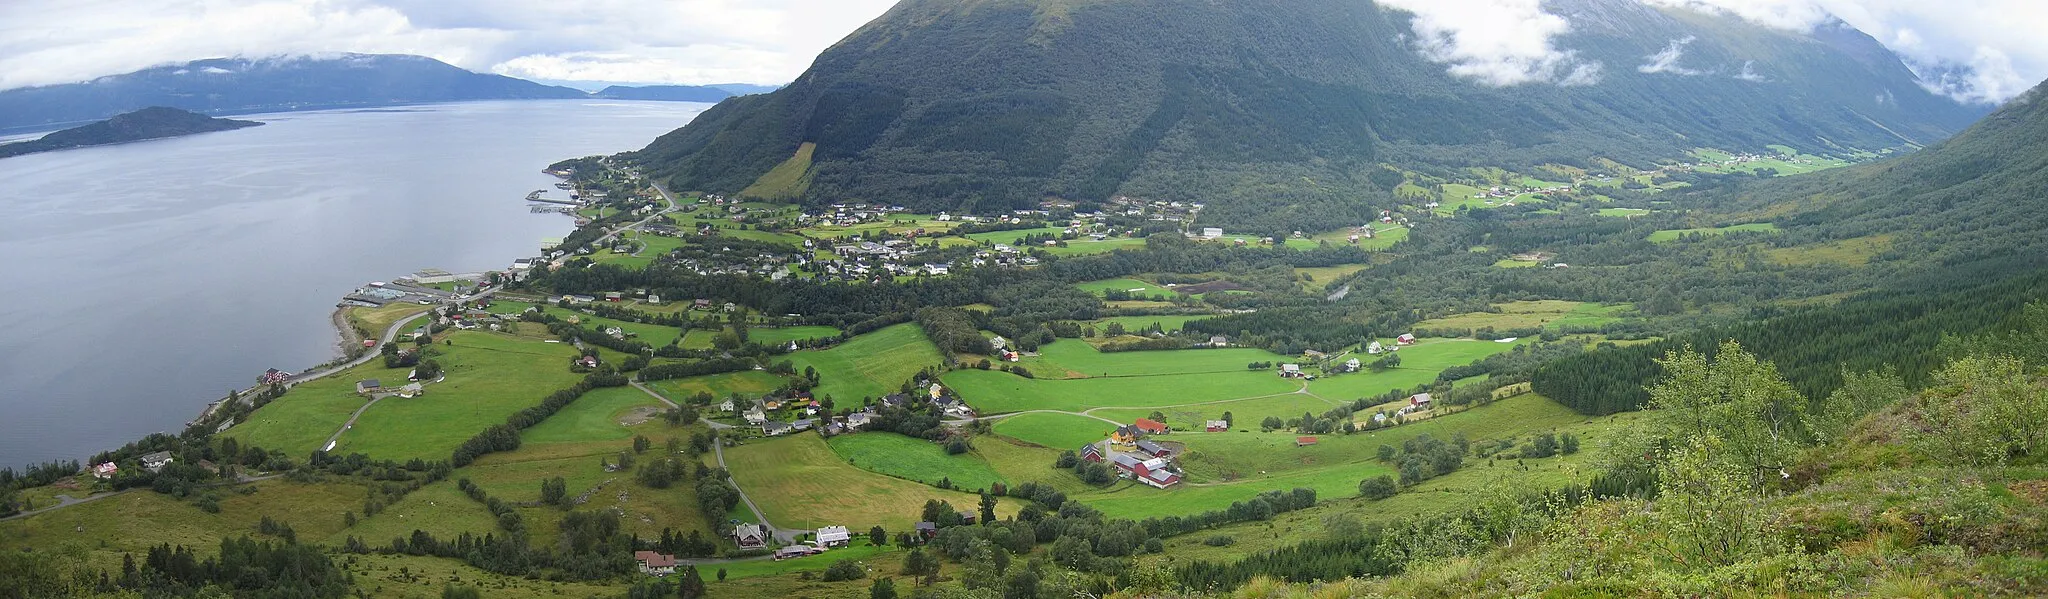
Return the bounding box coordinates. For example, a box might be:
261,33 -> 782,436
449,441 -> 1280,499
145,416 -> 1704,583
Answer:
1639,36 -> 1706,75
0,0 -> 898,90
1643,0 -> 2048,103
1376,0 -> 1602,87
1736,60 -> 1769,82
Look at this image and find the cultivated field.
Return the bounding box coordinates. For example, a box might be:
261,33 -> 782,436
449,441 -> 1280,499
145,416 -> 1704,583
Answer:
827,432 -> 1007,491
330,330 -> 591,461
647,370 -> 788,402
946,369 -> 1298,414
786,323 -> 944,402
990,412 -> 1119,449
722,434 -> 1015,533
1411,301 -> 1630,332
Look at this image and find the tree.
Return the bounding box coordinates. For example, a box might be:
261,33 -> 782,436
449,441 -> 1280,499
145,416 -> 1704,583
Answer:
1807,368 -> 1909,445
869,525 -> 887,546
823,558 -> 866,581
1358,475 -> 1398,500
870,577 -> 898,599
633,435 -> 652,454
978,491 -> 997,525
1649,341 -> 1809,477
678,565 -> 706,598
540,477 -> 567,506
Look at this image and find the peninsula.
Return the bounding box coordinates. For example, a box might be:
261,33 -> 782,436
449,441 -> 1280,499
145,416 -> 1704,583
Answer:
0,107 -> 263,159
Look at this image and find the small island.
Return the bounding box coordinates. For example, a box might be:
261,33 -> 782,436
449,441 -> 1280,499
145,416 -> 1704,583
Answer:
0,106 -> 263,159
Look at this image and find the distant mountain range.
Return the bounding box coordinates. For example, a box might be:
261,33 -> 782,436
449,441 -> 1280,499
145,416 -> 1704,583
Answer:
0,107 -> 261,159
0,54 -> 781,133
632,0 -> 1992,232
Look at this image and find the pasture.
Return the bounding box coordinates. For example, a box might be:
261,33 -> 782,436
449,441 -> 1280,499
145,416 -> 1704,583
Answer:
1763,234 -> 1893,267
1302,339 -> 1529,400
647,370 -> 789,402
963,225 -> 1067,245
748,325 -> 843,346
990,412 -> 1119,449
1293,264 -> 1371,291
1088,393 -> 1336,434
1412,301 -> 1630,332
1597,207 -> 1650,218
722,434 -> 1015,532
827,432 -> 1007,491
1088,314 -> 1212,335
223,360 -> 394,455
329,330 -> 591,461
1021,340 -> 1290,378
1073,278 -> 1176,298
786,323 -> 945,402
0,479 -> 369,572
945,369 -> 1298,414
1647,222 -> 1780,243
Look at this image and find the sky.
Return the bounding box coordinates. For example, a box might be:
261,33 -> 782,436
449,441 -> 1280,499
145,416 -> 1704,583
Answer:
0,0 -> 2043,103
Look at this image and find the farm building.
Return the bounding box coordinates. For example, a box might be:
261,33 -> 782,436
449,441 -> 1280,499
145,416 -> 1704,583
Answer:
634,551 -> 678,575
139,451 -> 174,472
915,522 -> 939,540
816,526 -> 852,548
1296,436 -> 1320,447
1110,425 -> 1143,446
1080,443 -> 1105,462
1367,341 -> 1385,354
734,524 -> 767,549
1111,454 -> 1183,488
1205,420 -> 1229,432
1136,439 -> 1174,458
1209,335 -> 1229,347
762,421 -> 791,436
958,511 -> 979,526
91,462 -> 118,479
1280,364 -> 1302,377
1410,393 -> 1433,408
1396,334 -> 1417,345
1133,418 -> 1170,434
1344,358 -> 1362,372
355,379 -> 382,395
774,546 -> 821,560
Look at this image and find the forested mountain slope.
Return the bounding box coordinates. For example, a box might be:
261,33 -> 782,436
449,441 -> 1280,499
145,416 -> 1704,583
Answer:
634,0 -> 1983,231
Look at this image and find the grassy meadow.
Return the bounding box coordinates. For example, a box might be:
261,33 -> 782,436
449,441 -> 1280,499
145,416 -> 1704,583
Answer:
786,323 -> 944,402
722,434 -> 1015,532
989,412 -> 1119,450
1647,222 -> 1781,243
827,432 -> 1007,491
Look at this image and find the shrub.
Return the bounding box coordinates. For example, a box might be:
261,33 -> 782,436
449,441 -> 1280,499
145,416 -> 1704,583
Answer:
1359,475 -> 1399,500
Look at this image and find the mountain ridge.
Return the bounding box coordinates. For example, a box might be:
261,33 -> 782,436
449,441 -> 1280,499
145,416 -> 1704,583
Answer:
633,0 -> 1988,233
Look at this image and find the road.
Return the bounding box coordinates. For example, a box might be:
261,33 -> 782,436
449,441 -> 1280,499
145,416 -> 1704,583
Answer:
632,381 -> 788,544
552,171 -> 681,268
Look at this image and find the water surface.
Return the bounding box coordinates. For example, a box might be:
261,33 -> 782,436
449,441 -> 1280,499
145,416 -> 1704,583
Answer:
0,100 -> 707,467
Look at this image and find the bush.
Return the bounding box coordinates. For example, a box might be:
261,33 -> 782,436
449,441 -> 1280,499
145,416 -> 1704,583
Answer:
1202,535 -> 1236,547
822,558 -> 867,582
1358,475 -> 1398,500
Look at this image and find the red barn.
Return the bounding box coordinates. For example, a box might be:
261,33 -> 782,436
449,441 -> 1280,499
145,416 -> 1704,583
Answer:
1133,418 -> 1169,435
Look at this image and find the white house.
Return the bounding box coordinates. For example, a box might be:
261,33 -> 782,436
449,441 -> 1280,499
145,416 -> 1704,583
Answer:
816,525 -> 852,548
1201,227 -> 1224,238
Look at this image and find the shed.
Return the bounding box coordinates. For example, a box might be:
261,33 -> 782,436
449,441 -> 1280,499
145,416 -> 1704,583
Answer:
1296,436 -> 1320,447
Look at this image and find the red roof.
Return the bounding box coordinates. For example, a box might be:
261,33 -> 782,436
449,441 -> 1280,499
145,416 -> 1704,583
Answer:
1133,418 -> 1169,433
1296,436 -> 1319,446
634,551 -> 677,568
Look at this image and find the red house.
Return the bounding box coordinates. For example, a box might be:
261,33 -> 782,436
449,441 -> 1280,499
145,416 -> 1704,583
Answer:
1079,443 -> 1104,462
1205,420 -> 1229,432
1133,418 -> 1170,435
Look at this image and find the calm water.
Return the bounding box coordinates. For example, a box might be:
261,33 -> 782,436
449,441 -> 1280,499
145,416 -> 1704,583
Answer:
0,100 -> 708,468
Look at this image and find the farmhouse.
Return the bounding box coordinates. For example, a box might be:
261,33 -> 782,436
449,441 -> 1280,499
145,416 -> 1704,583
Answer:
1080,443 -> 1105,462
1110,454 -> 1183,488
845,411 -> 872,430
718,398 -> 736,412
1110,425 -> 1143,446
958,511 -> 979,526
1209,335 -> 1229,347
91,462 -> 118,479
355,379 -> 383,395
1410,393 -> 1433,408
139,451 -> 174,472
734,524 -> 767,549
1280,364 -> 1302,377
915,521 -> 939,541
744,403 -> 768,424
762,421 -> 792,436
816,525 -> 852,548
1367,340 -> 1385,354
1344,358 -> 1362,372
1205,420 -> 1229,432
1396,333 -> 1418,345
1133,418 -> 1170,435
634,551 -> 678,576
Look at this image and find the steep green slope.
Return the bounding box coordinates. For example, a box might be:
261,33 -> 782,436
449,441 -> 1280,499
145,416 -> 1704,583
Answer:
634,0 -> 1981,233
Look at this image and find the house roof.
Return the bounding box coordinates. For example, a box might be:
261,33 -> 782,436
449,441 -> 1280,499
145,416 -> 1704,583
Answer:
1133,418 -> 1169,433
915,521 -> 938,531
359,379 -> 381,387
634,551 -> 677,568
1296,436 -> 1319,445
1411,393 -> 1433,403
1206,420 -> 1229,428
817,525 -> 850,539
1136,440 -> 1169,455
1111,454 -> 1145,469
735,523 -> 765,539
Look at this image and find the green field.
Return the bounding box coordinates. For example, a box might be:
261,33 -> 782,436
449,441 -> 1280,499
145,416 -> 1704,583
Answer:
1301,339 -> 1530,400
1647,222 -> 1780,243
990,412 -> 1119,449
1072,278 -> 1175,298
1018,340 -> 1290,378
518,386 -> 665,444
748,325 -> 843,346
329,331 -> 592,461
827,432 -> 1007,491
786,323 -> 944,402
739,142 -> 816,201
1040,236 -> 1149,256
1088,393 -> 1336,434
963,225 -> 1068,245
723,434 -> 1014,532
1597,207 -> 1650,218
947,369 -> 1297,414
486,302 -> 685,345
0,479 -> 370,573
1413,300 -> 1631,332
1088,314 -> 1211,335
648,370 -> 789,403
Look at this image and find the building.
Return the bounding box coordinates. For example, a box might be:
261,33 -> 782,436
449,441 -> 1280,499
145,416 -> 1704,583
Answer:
355,379 -> 383,395
763,421 -> 792,436
1410,393 -> 1433,408
91,462 -> 118,479
734,524 -> 767,549
1209,335 -> 1229,347
1367,340 -> 1385,354
845,411 -> 871,430
1110,454 -> 1182,488
744,404 -> 768,424
139,451 -> 175,472
718,398 -> 737,412
260,369 -> 291,385
1296,436 -> 1320,447
774,546 -> 820,560
915,521 -> 939,541
1205,420 -> 1229,432
958,511 -> 978,526
1136,439 -> 1173,458
1110,425 -> 1143,446
1201,227 -> 1224,238
634,551 -> 678,576
1080,443 -> 1105,462
1133,418 -> 1170,435
1344,358 -> 1362,372
1396,334 -> 1418,345
1280,364 -> 1302,377
816,525 -> 852,548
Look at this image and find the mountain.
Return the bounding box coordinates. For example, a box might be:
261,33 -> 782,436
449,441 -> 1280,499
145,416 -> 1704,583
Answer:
710,84 -> 783,96
0,54 -> 587,132
0,107 -> 261,159
594,85 -> 739,102
633,0 -> 1988,232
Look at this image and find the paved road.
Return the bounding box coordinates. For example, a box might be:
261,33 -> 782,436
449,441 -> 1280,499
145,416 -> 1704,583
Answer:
553,171 -> 681,268
632,382 -> 783,543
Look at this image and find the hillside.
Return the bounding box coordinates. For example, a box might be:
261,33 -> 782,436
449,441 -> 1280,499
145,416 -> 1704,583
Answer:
0,107 -> 261,159
0,54 -> 587,132
633,0 -> 1984,233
